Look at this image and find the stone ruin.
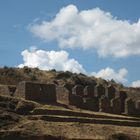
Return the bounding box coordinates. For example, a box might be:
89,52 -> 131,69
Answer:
106,85 -> 116,100
0,81 -> 140,117
0,85 -> 16,96
95,84 -> 105,98
118,91 -> 127,112
15,81 -> 56,103
84,85 -> 95,98
56,84 -> 71,105
99,95 -> 111,113
68,84 -> 140,117
111,97 -> 122,114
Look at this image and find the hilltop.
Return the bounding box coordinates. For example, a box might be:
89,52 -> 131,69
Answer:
0,67 -> 140,100
0,67 -> 140,140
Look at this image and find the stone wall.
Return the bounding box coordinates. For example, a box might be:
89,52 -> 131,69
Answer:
99,95 -> 111,113
56,85 -> 70,105
15,81 -> 56,103
84,97 -> 99,111
106,85 -> 116,100
15,81 -> 26,98
84,85 -> 95,98
0,85 -> 16,96
1,81 -> 139,117
111,97 -> 122,114
118,91 -> 127,112
95,84 -> 105,98
69,84 -> 140,117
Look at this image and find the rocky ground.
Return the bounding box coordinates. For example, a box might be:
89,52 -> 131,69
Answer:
0,94 -> 140,140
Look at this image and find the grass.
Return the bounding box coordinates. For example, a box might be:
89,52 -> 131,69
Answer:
1,94 -> 140,140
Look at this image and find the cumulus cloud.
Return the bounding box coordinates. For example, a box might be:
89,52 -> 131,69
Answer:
131,80 -> 140,87
92,67 -> 128,83
29,4 -> 140,58
18,48 -> 86,74
18,48 -> 128,84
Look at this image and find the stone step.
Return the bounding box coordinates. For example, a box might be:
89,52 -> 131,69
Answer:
28,115 -> 140,127
31,108 -> 140,122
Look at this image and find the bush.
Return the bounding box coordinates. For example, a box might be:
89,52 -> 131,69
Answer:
56,71 -> 72,79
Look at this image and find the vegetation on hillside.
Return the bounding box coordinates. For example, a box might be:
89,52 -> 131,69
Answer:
0,66 -> 123,87
0,66 -> 140,100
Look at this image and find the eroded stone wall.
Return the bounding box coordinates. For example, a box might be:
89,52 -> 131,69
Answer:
0,85 -> 16,97
15,81 -> 56,103
1,81 -> 140,117
69,84 -> 140,117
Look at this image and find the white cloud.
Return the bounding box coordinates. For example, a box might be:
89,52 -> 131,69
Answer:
92,67 -> 128,83
29,4 -> 140,58
18,48 -> 128,84
18,48 -> 86,74
131,80 -> 140,87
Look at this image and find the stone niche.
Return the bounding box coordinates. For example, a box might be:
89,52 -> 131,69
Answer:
99,95 -> 111,113
106,85 -> 116,100
15,81 -> 56,103
95,84 -> 106,98
84,85 -> 95,98
124,98 -> 136,116
111,97 -> 122,114
135,100 -> 140,116
118,91 -> 127,112
72,85 -> 84,96
56,85 -> 70,105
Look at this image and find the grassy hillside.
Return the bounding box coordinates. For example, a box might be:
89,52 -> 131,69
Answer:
0,66 -> 125,87
0,94 -> 140,140
0,66 -> 140,100
0,67 -> 140,140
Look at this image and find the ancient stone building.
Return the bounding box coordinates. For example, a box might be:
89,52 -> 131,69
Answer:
1,80 -> 140,117
15,81 -> 56,103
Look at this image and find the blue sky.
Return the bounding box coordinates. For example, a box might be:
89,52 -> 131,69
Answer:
0,0 -> 140,87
